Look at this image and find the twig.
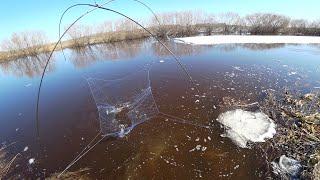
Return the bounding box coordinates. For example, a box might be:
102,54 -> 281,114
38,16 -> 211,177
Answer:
57,133 -> 105,178
1,153 -> 21,176
0,142 -> 16,152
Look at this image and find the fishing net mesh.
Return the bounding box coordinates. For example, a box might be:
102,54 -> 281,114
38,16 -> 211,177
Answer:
87,67 -> 161,136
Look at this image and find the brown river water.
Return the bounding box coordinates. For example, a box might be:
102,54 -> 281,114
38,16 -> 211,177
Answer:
0,39 -> 320,179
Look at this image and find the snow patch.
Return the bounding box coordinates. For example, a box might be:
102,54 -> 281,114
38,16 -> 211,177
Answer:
174,35 -> 320,45
216,109 -> 276,148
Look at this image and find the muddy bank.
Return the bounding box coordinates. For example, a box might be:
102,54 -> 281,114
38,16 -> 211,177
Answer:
258,89 -> 320,179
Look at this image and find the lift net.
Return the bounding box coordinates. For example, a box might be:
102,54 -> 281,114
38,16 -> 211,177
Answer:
86,67 -> 159,137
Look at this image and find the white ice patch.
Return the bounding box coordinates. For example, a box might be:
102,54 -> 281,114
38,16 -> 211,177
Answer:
28,158 -> 35,164
118,124 -> 127,138
23,146 -> 29,152
271,155 -> 302,178
288,71 -> 297,76
216,109 -> 276,148
24,83 -> 32,87
174,35 -> 320,45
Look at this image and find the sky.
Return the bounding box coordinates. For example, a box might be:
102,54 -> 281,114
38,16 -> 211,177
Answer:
1,0 -> 320,42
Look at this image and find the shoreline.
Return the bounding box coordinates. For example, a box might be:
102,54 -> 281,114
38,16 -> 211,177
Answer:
2,34 -> 320,62
174,35 -> 320,45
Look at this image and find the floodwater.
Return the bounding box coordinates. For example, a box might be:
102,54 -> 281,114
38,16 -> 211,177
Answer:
0,39 -> 320,179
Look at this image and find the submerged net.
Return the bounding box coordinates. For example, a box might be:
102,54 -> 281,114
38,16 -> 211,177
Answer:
86,65 -> 208,137
87,66 -> 159,137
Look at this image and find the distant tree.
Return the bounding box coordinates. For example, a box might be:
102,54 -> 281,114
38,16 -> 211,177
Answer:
66,24 -> 93,48
245,13 -> 290,35
203,13 -> 216,35
306,20 -> 320,36
218,12 -> 241,34
290,19 -> 307,35
1,31 -> 48,55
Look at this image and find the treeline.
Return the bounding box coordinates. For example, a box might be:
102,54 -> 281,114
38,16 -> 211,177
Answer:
148,11 -> 320,36
1,11 -> 320,61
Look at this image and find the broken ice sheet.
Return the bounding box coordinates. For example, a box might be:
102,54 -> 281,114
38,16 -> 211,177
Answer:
216,109 -> 276,148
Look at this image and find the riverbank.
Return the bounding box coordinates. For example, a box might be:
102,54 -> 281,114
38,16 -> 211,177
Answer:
0,29 -> 151,62
0,23 -> 207,62
3,33 -> 320,63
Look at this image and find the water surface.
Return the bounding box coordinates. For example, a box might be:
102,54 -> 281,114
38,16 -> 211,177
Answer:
1,39 -> 320,179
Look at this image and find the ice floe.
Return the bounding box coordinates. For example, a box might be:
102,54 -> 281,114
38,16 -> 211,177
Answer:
216,109 -> 276,148
174,35 -> 320,45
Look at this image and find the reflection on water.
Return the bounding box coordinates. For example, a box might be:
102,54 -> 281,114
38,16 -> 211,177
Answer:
0,53 -> 55,77
239,43 -> 286,50
69,39 -> 147,68
152,40 -> 211,57
1,39 -> 320,179
0,39 -> 307,77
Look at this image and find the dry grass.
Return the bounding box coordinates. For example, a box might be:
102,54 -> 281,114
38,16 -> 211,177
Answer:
314,162 -> 320,180
0,149 -> 7,178
0,144 -> 20,179
47,168 -> 91,180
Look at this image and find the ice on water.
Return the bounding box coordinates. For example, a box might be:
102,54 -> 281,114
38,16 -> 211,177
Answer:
217,109 -> 276,148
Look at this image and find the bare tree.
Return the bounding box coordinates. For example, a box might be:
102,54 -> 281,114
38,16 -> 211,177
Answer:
1,31 -> 48,56
306,20 -> 320,36
96,20 -> 114,33
217,12 -> 241,34
66,24 -> 93,48
245,13 -> 290,35
203,13 -> 216,35
289,19 -> 307,35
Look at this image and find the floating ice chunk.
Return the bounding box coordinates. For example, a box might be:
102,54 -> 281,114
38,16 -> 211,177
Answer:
233,66 -> 244,71
118,124 -> 126,138
159,60 -> 164,63
24,83 -> 32,87
288,72 -> 297,76
216,109 -> 276,148
271,155 -> 302,178
28,158 -> 35,164
23,146 -> 28,152
201,146 -> 207,151
174,145 -> 179,152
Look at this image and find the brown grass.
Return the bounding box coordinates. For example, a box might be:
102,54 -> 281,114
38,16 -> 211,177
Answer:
47,168 -> 91,180
0,144 -> 20,179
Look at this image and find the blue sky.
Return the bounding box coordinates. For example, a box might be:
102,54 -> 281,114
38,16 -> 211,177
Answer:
1,0 -> 320,42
